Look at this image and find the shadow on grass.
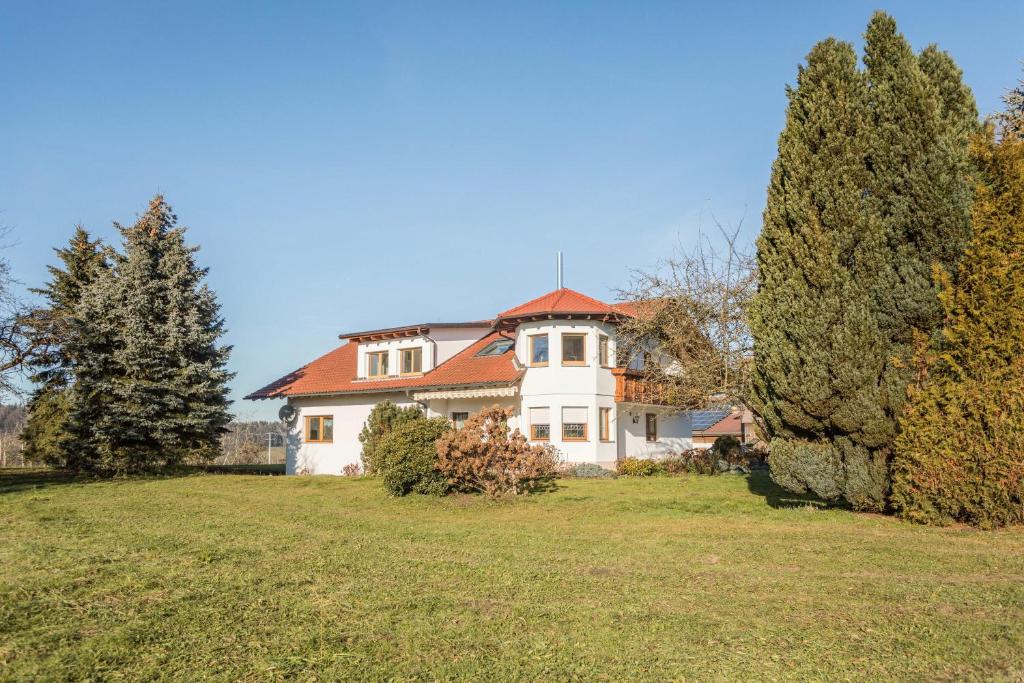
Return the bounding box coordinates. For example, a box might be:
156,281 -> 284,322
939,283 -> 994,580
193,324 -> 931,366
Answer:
0,468 -> 104,495
199,464 -> 286,476
0,463 -> 286,495
744,470 -> 837,510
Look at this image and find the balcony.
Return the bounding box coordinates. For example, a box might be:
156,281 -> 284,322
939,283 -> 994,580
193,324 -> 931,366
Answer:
611,368 -> 673,406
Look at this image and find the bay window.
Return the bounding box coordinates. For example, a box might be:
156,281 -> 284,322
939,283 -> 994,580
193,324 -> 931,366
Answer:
529,334 -> 549,367
562,333 -> 586,366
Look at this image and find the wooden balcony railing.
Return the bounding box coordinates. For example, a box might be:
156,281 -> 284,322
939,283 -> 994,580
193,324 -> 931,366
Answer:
611,368 -> 672,406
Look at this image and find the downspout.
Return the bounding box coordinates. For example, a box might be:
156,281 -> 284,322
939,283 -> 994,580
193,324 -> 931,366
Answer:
413,329 -> 438,416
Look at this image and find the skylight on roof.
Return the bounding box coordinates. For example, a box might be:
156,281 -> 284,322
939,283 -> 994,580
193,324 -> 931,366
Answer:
477,339 -> 515,356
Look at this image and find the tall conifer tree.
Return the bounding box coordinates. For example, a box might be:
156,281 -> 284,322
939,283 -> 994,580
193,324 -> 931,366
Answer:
892,79 -> 1024,528
66,197 -> 233,473
21,228 -> 108,467
751,13 -> 976,509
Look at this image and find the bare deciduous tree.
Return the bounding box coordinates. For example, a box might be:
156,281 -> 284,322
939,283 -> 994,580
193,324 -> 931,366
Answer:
0,404 -> 28,467
216,419 -> 288,465
0,229 -> 44,398
616,218 -> 756,409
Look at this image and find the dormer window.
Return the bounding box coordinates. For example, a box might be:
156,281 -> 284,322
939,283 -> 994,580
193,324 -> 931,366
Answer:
367,351 -> 388,378
400,347 -> 422,375
477,338 -> 514,356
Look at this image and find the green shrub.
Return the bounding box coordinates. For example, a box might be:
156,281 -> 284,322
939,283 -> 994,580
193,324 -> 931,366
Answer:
21,389 -> 72,468
768,437 -> 887,511
376,417 -> 450,496
560,462 -> 616,479
768,439 -> 843,501
711,435 -> 742,463
359,401 -> 425,475
616,457 -> 665,477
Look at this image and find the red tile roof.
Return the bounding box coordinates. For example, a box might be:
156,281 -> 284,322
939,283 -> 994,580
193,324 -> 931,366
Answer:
497,287 -> 622,320
248,288 -> 637,401
246,332 -> 521,400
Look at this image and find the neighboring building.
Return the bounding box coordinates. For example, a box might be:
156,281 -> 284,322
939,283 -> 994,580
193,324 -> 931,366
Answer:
690,409 -> 757,449
247,288 -> 693,475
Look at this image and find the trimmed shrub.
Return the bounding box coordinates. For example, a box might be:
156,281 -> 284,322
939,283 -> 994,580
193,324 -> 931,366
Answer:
768,439 -> 844,501
359,401 -> 425,475
436,406 -> 559,497
376,417 -> 450,496
616,457 -> 665,477
560,462 -> 616,479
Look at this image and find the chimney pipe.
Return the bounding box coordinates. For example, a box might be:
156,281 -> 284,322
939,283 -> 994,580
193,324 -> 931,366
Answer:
557,252 -> 563,289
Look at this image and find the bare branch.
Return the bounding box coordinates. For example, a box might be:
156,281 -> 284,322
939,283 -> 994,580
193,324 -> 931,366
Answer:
0,227 -> 40,397
616,214 -> 756,410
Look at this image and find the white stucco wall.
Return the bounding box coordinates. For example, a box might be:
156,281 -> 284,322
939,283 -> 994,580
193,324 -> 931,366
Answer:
430,326 -> 493,365
279,319 -> 696,475
617,407 -> 693,458
424,396 -> 519,430
353,326 -> 490,380
356,338 -> 432,378
516,320 -> 619,466
286,393 -> 419,475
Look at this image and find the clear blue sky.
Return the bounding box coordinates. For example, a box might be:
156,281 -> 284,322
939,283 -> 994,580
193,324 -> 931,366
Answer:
2,1 -> 1021,420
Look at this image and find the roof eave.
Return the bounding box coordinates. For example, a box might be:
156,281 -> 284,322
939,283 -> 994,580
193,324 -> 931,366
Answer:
495,311 -> 628,329
338,320 -> 493,342
249,376 -> 522,401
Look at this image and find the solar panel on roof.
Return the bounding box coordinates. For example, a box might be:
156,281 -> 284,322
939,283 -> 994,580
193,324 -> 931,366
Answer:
689,410 -> 730,431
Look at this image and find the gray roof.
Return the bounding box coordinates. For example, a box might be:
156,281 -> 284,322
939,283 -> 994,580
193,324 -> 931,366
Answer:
338,320 -> 492,340
688,410 -> 730,431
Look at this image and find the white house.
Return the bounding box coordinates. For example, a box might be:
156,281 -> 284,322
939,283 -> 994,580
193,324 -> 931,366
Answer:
247,287 -> 698,475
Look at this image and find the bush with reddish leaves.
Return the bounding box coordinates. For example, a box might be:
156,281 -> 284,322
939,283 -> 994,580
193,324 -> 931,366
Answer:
436,406 -> 559,497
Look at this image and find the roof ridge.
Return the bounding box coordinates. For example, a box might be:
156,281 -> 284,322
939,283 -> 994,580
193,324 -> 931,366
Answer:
497,287 -> 616,318
501,288 -> 571,314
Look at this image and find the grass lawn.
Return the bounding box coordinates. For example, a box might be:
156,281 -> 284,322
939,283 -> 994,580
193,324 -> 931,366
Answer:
1,469 -> 1023,681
